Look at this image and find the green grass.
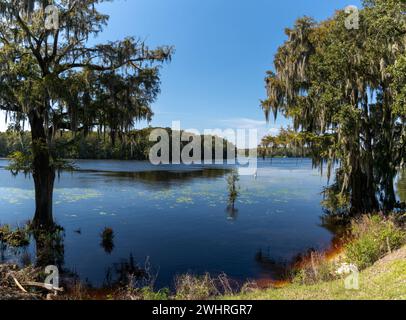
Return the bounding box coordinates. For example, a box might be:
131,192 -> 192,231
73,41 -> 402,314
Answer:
223,246 -> 406,300
344,215 -> 406,269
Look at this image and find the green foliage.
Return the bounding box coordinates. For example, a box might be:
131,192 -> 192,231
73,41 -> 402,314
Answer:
6,151 -> 32,175
397,170 -> 406,204
0,0 -> 174,224
321,168 -> 351,214
322,190 -> 351,215
259,128 -> 312,158
6,148 -> 75,175
139,287 -> 170,300
345,215 -> 406,269
0,224 -> 30,247
0,129 -> 236,161
390,54 -> 406,117
0,131 -> 31,157
225,252 -> 406,300
262,0 -> 406,213
292,255 -> 336,285
0,1 -> 174,137
227,171 -> 240,205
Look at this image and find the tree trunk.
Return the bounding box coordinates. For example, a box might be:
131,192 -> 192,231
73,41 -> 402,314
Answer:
110,130 -> 117,147
382,178 -> 396,212
30,112 -> 55,228
350,167 -> 379,215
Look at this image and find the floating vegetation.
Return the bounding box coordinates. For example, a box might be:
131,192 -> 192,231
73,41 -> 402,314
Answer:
96,171 -> 316,214
0,188 -> 34,205
0,224 -> 30,248
56,188 -> 102,203
0,187 -> 101,206
176,197 -> 194,204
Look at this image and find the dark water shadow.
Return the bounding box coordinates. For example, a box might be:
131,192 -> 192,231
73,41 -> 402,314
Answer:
76,168 -> 233,189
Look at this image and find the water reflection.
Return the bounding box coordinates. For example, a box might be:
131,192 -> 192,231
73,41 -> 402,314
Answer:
0,223 -> 65,271
3,159 -> 404,289
100,227 -> 115,254
32,226 -> 65,269
255,249 -> 289,278
104,254 -> 151,289
80,168 -> 233,189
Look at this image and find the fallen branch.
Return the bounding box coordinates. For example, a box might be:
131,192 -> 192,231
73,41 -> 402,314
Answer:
23,281 -> 64,293
8,273 -> 28,293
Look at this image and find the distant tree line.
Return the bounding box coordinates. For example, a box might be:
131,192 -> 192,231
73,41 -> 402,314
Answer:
0,128 -> 235,161
257,128 -> 312,158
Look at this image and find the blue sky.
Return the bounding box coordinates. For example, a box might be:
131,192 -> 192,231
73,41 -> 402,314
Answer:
0,0 -> 362,143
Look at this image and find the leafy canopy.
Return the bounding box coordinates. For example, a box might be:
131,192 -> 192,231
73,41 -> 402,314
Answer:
262,0 -> 406,213
0,0 -> 174,143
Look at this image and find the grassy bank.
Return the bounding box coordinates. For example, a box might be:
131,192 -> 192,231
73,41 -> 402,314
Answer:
224,246 -> 406,300
223,214 -> 406,300
1,213 -> 405,300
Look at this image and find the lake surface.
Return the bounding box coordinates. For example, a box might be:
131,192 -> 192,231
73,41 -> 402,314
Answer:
0,158 -> 404,289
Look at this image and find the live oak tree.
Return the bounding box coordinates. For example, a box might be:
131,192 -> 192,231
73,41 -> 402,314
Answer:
0,0 -> 173,228
262,0 -> 406,214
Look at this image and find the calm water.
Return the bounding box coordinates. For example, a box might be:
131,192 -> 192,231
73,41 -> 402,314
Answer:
0,158 -> 404,288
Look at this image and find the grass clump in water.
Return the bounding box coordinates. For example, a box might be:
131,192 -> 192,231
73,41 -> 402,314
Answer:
0,224 -> 30,247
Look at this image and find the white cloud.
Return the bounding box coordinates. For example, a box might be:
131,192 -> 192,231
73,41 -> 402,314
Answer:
220,118 -> 267,129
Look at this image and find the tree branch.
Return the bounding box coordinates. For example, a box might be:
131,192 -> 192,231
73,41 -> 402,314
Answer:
0,103 -> 21,112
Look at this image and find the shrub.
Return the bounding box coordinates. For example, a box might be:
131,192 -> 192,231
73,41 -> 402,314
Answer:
175,273 -> 218,300
344,215 -> 406,270
139,287 -> 170,300
0,224 -> 30,247
292,251 -> 337,285
0,224 -> 11,241
175,273 -> 236,300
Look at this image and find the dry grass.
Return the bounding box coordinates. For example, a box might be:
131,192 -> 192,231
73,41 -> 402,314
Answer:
175,273 -> 238,300
0,264 -> 41,300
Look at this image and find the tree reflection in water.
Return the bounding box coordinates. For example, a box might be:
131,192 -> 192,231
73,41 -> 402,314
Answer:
32,225 -> 65,269
104,254 -> 152,289
100,227 -> 115,254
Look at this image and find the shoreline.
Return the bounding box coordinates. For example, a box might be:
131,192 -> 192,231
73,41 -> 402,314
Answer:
1,244 -> 405,300
3,213 -> 405,300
